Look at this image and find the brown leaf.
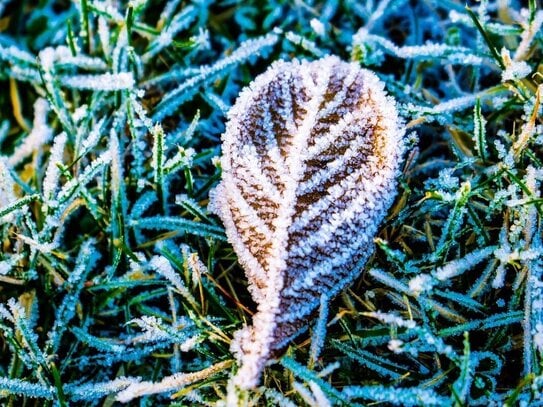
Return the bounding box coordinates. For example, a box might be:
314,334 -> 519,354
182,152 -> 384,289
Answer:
210,55 -> 405,388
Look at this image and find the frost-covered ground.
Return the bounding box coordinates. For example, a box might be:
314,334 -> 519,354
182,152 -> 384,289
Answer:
1,0 -> 543,405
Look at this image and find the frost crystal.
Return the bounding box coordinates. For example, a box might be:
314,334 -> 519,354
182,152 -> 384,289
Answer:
310,19 -> 326,37
0,157 -> 16,221
62,72 -> 135,91
210,56 -> 405,388
9,98 -> 52,166
501,48 -> 531,82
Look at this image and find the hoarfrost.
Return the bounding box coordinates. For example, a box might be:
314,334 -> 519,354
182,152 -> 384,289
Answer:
211,55 -> 405,389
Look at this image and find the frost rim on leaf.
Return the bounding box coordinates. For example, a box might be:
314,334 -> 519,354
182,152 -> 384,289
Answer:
211,55 -> 406,388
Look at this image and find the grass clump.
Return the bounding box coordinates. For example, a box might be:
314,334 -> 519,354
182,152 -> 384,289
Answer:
0,0 -> 542,405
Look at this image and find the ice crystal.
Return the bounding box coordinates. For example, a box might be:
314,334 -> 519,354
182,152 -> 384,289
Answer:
501,48 -> 532,82
0,157 -> 16,222
8,98 -> 52,166
116,360 -> 232,403
309,18 -> 326,37
210,55 -> 405,388
62,72 -> 135,91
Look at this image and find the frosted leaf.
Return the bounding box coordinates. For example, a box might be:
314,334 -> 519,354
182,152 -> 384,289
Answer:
210,56 -> 405,388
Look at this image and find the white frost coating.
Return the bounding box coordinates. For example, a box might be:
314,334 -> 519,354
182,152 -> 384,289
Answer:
352,28 -> 486,65
148,256 -> 196,306
309,381 -> 332,407
152,31 -> 280,121
9,98 -> 53,166
42,132 -> 67,208
0,44 -> 35,64
388,339 -> 404,354
514,10 -> 543,62
501,48 -> 531,82
408,274 -> 434,295
210,56 -> 405,389
409,246 -> 496,294
0,157 -> 17,222
191,27 -> 211,50
62,72 -> 135,91
116,361 -> 232,403
502,60 -> 531,81
144,5 -> 197,61
39,46 -> 107,71
310,18 -> 326,37
435,246 -> 495,281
